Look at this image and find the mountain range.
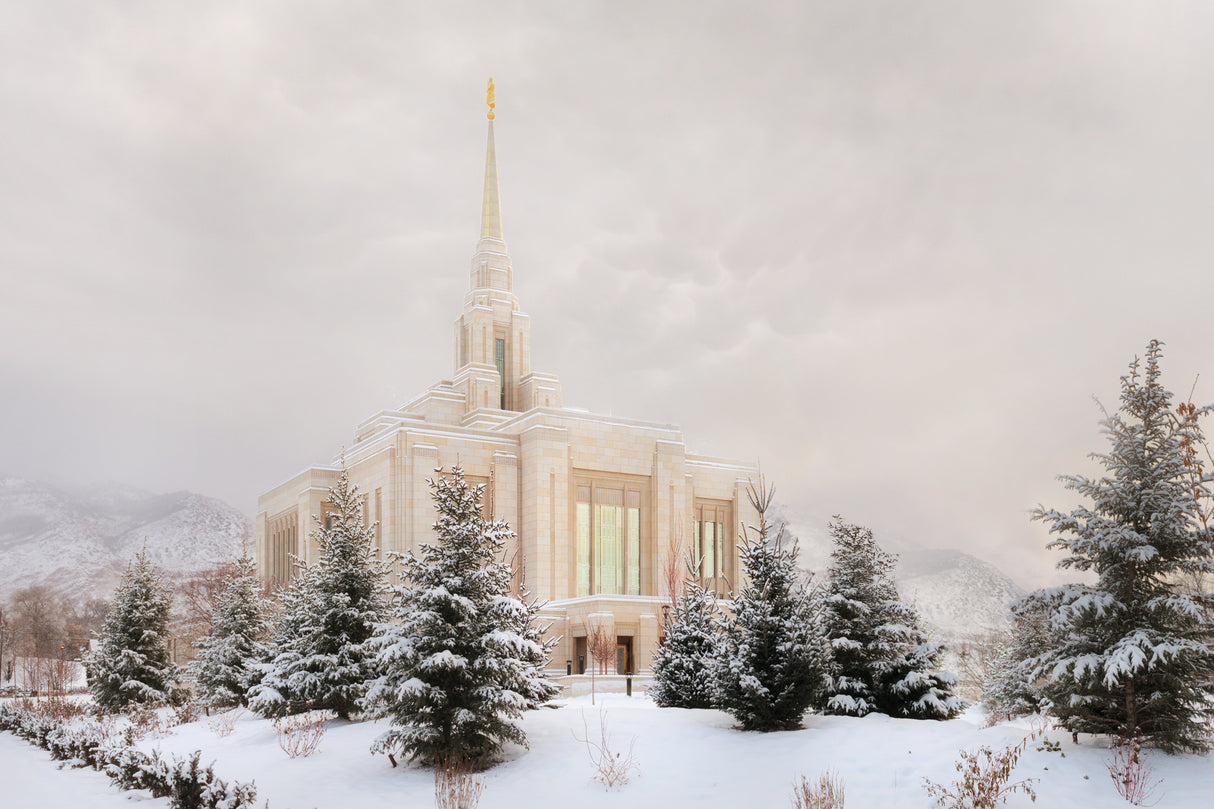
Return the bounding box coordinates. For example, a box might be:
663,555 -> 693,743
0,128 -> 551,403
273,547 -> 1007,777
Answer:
0,476 -> 1026,644
0,476 -> 250,602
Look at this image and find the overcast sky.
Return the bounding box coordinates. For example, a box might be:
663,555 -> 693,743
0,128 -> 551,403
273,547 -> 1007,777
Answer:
2,2 -> 1212,587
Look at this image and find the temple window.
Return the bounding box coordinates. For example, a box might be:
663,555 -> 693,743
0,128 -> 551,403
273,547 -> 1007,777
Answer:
695,499 -> 731,591
575,476 -> 647,596
495,338 -> 506,408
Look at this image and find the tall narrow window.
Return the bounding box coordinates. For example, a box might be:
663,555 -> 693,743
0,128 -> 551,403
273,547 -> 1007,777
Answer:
374,488 -> 382,541
576,486 -> 591,597
596,488 -> 624,595
696,500 -> 732,588
494,338 -> 506,408
626,492 -> 640,595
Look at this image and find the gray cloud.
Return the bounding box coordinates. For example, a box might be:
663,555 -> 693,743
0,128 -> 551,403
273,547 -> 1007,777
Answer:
2,1 -> 1212,587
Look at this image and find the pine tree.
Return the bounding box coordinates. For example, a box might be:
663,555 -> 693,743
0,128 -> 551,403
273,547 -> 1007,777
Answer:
249,562 -> 320,716
88,548 -> 178,712
821,519 -> 963,720
1032,340 -> 1214,753
981,594 -> 1052,722
650,579 -> 718,709
712,478 -> 831,731
193,554 -> 269,708
361,466 -> 558,768
249,463 -> 387,719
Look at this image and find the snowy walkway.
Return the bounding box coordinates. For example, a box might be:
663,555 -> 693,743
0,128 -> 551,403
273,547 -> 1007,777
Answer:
0,731 -> 168,808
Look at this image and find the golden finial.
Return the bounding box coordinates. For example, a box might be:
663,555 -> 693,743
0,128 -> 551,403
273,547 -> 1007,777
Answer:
486,77 -> 496,120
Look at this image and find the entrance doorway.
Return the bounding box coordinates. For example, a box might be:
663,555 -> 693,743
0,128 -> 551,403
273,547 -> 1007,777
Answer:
616,636 -> 633,675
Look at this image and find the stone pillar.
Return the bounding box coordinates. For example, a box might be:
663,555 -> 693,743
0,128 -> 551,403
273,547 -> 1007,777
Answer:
410,443 -> 440,555
638,613 -> 660,672
519,423 -> 569,602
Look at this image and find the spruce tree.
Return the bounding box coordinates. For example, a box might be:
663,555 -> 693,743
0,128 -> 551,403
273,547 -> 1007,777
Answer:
1032,340 -> 1214,753
361,466 -> 558,768
193,554 -> 269,708
821,519 -> 963,720
88,548 -> 178,712
249,463 -> 386,719
713,478 -> 831,731
650,579 -> 718,709
249,561 -> 320,716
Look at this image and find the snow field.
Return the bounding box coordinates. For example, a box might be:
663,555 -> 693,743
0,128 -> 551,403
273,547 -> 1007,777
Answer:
111,695 -> 1211,809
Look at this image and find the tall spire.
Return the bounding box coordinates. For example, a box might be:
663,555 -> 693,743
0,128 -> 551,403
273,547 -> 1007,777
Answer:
480,78 -> 503,241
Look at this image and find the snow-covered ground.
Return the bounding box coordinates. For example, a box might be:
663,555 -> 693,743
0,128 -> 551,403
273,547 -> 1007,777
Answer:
5,693 -> 1210,808
0,728 -> 168,808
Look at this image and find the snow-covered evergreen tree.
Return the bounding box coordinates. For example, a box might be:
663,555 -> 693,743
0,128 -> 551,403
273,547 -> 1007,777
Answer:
981,594 -> 1052,722
193,554 -> 269,708
650,579 -> 718,709
249,562 -> 320,716
1032,340 -> 1214,753
361,466 -> 558,767
249,463 -> 386,719
821,519 -> 963,720
88,548 -> 178,712
713,478 -> 831,731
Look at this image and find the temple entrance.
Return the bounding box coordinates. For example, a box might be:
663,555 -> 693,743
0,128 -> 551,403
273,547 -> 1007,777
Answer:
575,636 -> 587,674
616,636 -> 633,675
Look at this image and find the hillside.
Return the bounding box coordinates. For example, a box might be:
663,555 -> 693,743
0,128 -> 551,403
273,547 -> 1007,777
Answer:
774,505 -> 1023,641
0,477 -> 250,601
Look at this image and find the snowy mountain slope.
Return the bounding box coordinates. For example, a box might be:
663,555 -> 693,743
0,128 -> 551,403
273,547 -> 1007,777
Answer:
0,477 -> 249,601
896,548 -> 1024,640
773,504 -> 1023,641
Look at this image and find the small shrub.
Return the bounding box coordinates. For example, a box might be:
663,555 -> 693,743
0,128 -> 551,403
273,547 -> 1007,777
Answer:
35,695 -> 88,722
572,708 -> 639,789
126,702 -> 170,739
792,769 -> 845,809
172,700 -> 203,727
923,734 -> 1037,809
1107,733 -> 1163,806
1,701 -> 257,808
207,708 -> 243,738
273,709 -> 333,758
434,758 -> 486,809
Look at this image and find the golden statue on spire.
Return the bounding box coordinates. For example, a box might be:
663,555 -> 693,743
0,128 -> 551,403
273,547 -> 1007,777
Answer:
486,77 -> 495,120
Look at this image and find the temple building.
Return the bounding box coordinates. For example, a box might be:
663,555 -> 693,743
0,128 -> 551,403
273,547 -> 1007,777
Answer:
256,82 -> 758,676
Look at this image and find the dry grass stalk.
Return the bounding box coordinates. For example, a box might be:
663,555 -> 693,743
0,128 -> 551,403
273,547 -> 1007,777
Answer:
572,708 -> 639,789
273,709 -> 333,758
434,758 -> 486,809
792,770 -> 846,809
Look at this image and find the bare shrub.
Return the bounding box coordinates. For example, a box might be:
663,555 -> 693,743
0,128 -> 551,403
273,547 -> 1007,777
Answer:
208,707 -> 244,738
923,734 -> 1037,809
434,759 -> 486,809
125,703 -> 170,739
1107,733 -> 1163,806
273,709 -> 333,758
36,695 -> 87,722
170,700 -> 202,727
572,708 -> 639,789
792,770 -> 846,809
